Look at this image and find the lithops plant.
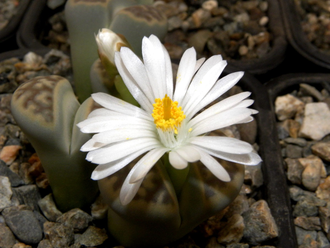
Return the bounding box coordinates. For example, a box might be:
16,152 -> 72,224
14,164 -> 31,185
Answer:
98,155 -> 245,246
65,0 -> 167,102
11,75 -> 99,212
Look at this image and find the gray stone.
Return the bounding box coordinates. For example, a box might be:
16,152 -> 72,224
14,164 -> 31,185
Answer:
299,83 -> 324,101
312,141 -> 330,162
285,144 -> 302,159
299,102 -> 330,140
242,200 -> 278,244
56,208 -> 92,231
275,94 -> 304,121
227,244 -> 249,248
316,176 -> 330,201
12,185 -> 41,211
284,137 -> 307,147
38,194 -> 63,222
44,222 -> 74,248
294,216 -> 321,231
75,226 -> 108,246
217,214 -> 244,244
2,205 -> 43,244
285,158 -> 304,184
37,239 -> 53,248
0,160 -> 24,186
0,223 -> 16,248
0,176 -> 13,211
317,231 -> 330,247
224,194 -> 249,219
293,200 -> 319,217
295,226 -> 317,246
319,202 -> 330,233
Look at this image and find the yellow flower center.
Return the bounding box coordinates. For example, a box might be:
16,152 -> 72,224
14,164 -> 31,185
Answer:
152,94 -> 186,133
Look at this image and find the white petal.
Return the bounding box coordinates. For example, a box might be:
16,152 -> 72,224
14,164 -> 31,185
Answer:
86,137 -> 160,164
194,58 -> 206,73
91,128 -> 155,145
181,56 -> 226,117
169,151 -> 188,169
191,72 -> 244,116
78,112 -> 153,132
198,147 -> 262,166
190,107 -> 253,136
184,60 -> 228,119
119,47 -> 154,103
142,36 -> 167,98
197,148 -> 231,182
129,147 -> 168,183
190,136 -> 253,154
91,149 -> 149,180
174,145 -> 200,162
190,91 -> 251,126
115,52 -> 153,112
81,139 -> 106,152
91,93 -> 151,119
161,43 -> 173,98
173,47 -> 197,103
120,176 -> 143,205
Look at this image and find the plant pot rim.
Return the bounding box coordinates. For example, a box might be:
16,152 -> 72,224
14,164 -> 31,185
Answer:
227,0 -> 287,75
0,0 -> 31,43
279,0 -> 330,69
226,65 -> 298,248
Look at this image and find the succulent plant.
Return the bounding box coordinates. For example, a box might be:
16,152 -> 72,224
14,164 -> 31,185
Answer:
65,0 -> 167,102
11,75 -> 99,212
98,154 -> 245,246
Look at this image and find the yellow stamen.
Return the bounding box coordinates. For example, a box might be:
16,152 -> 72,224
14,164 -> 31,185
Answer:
152,94 -> 185,132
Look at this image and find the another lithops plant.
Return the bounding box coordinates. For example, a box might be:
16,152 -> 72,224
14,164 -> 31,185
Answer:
11,75 -> 99,212
65,0 -> 167,102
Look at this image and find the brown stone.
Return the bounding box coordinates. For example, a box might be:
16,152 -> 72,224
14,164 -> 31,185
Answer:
0,145 -> 22,165
294,216 -> 321,231
316,176 -> 330,201
312,142 -> 330,162
217,214 -> 245,244
242,200 -> 278,243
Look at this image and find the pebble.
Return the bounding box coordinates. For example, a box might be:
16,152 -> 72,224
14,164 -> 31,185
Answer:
0,145 -> 22,165
38,194 -> 63,222
2,205 -> 43,244
285,158 -> 304,185
75,226 -> 108,246
275,94 -> 305,121
294,216 -> 321,231
301,157 -> 323,191
299,102 -> 330,140
316,176 -> 330,201
44,221 -> 74,247
217,214 -> 245,244
0,223 -> 16,248
56,208 -> 92,231
0,0 -> 19,30
0,176 -> 13,211
312,141 -> 330,162
242,200 -> 278,244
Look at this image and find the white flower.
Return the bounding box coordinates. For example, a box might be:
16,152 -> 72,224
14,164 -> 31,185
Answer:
96,28 -> 128,65
78,35 -> 262,205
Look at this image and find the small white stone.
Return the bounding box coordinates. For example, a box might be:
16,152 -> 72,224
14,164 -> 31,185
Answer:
275,94 -> 305,121
202,0 -> 218,11
259,16 -> 269,26
299,102 -> 330,140
0,176 -> 12,211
